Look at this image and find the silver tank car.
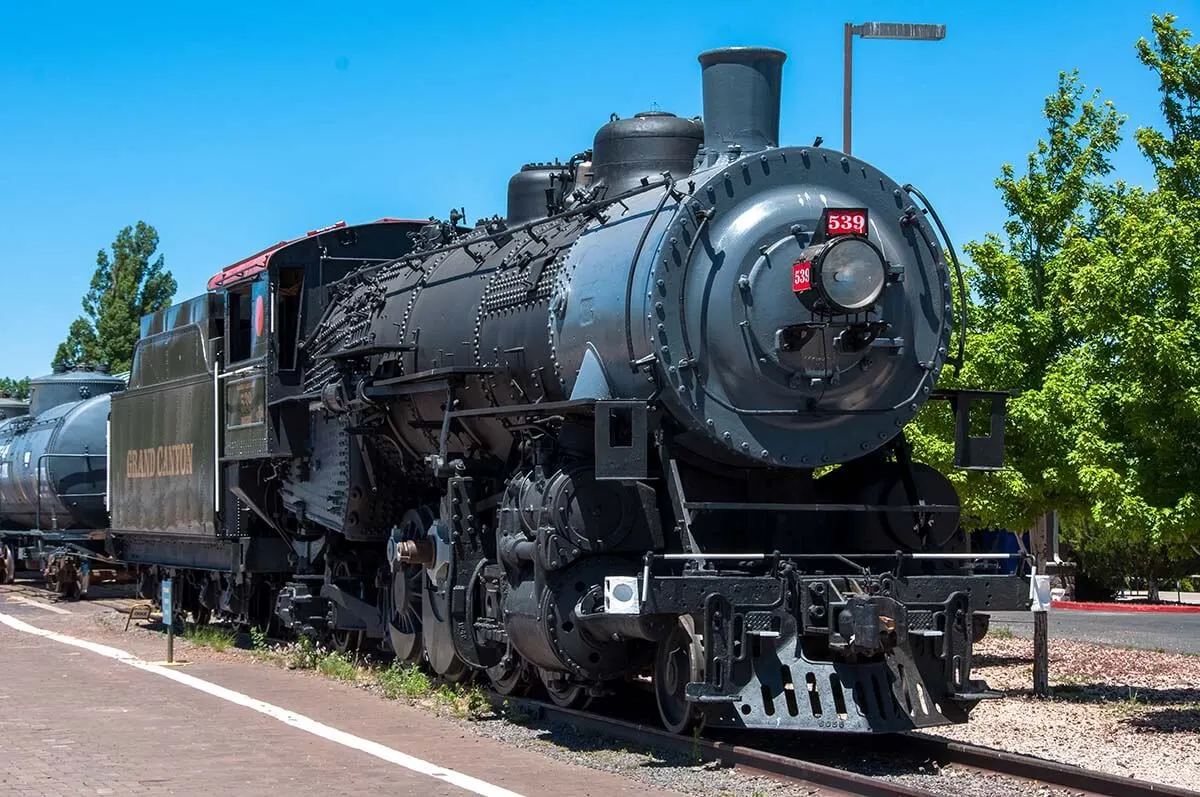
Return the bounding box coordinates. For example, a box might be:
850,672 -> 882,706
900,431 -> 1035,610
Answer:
284,45 -> 1024,735
0,393 -> 29,422
0,366 -> 123,592
0,365 -> 122,530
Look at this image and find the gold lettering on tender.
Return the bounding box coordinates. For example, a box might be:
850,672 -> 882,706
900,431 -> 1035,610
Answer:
125,443 -> 193,479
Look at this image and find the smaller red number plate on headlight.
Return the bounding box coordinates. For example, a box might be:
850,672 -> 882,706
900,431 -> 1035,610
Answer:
825,208 -> 868,237
792,260 -> 812,293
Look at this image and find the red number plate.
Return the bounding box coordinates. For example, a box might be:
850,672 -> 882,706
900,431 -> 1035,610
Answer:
825,208 -> 868,237
792,260 -> 812,292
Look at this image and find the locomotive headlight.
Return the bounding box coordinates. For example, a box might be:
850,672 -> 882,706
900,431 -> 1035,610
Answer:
814,237 -> 887,313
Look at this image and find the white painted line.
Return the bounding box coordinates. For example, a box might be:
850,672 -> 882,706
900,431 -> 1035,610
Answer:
0,612 -> 524,797
5,595 -> 72,615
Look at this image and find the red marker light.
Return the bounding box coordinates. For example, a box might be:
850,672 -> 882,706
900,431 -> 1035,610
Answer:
793,260 -> 812,292
254,295 -> 265,336
825,208 -> 868,237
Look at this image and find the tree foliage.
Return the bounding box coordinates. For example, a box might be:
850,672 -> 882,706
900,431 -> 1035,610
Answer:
908,14 -> 1200,586
54,221 -> 176,374
0,377 -> 31,400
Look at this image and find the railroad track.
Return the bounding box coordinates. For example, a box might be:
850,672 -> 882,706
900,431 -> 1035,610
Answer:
896,733 -> 1197,796
0,579 -> 141,615
490,693 -> 1198,797
4,580 -> 1192,796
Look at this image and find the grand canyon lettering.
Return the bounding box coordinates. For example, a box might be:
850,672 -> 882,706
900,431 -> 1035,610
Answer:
126,443 -> 194,478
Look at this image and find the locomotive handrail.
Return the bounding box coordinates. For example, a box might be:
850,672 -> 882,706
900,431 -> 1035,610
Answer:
902,183 -> 967,376
300,176 -> 675,361
673,207 -> 948,417
321,177 -> 674,291
638,550 -> 1020,603
684,501 -> 961,513
624,173 -> 678,370
34,453 -> 101,532
651,551 -> 1017,560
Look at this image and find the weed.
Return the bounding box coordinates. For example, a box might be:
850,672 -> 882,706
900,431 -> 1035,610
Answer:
183,625 -> 236,652
990,626 -> 1015,640
498,698 -> 538,723
249,626 -> 269,651
283,636 -> 323,670
247,626 -> 276,661
433,683 -> 490,720
691,724 -> 702,765
377,662 -> 432,699
317,651 -> 359,682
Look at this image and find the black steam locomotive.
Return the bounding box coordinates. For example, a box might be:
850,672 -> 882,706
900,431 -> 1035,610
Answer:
101,47 -> 1028,733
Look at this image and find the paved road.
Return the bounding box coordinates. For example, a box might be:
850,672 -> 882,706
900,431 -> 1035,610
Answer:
0,593 -> 676,797
987,609 -> 1200,655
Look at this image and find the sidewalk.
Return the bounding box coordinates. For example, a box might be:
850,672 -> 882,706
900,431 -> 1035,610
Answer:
0,596 -> 680,797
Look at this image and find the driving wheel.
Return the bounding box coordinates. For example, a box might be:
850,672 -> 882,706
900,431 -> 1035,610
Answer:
654,615 -> 704,734
540,670 -> 591,709
329,558 -> 364,653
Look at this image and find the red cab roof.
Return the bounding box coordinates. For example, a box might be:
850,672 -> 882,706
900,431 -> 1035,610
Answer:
206,218 -> 428,291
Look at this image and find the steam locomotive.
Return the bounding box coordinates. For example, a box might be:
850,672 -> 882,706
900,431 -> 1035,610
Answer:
97,46 -> 1027,733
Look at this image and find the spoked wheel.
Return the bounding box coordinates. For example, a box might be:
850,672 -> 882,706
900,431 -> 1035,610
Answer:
654,615 -> 705,734
329,558 -> 364,653
540,670 -> 592,710
487,648 -> 534,697
388,571 -> 423,662
388,509 -> 429,663
422,577 -> 468,681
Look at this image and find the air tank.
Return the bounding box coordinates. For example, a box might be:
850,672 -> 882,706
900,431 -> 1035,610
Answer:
0,366 -> 123,531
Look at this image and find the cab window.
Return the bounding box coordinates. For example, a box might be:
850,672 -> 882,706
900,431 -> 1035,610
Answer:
276,268 -> 304,371
226,277 -> 268,364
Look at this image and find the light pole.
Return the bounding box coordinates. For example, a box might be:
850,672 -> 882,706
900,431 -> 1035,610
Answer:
843,22 -> 946,155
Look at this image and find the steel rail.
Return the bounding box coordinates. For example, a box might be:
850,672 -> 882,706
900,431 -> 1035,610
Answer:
487,690 -> 1197,797
488,693 -> 944,797
898,734 -> 1199,797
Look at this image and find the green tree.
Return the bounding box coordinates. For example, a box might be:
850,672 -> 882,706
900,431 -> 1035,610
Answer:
54,222 -> 176,374
0,377 -> 31,400
1054,13 -> 1200,595
910,14 -> 1200,596
907,69 -> 1125,530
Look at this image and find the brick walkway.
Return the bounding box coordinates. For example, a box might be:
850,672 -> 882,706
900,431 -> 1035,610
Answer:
0,593 -> 680,797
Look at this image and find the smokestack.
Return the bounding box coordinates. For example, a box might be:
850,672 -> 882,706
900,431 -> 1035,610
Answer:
697,47 -> 787,162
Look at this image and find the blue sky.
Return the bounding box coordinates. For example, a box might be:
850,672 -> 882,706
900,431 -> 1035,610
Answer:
0,0 -> 1189,378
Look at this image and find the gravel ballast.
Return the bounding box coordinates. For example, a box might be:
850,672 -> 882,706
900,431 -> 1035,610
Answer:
919,632 -> 1200,791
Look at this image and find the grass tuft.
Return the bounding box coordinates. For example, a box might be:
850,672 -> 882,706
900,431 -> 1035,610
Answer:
377,661 -> 432,699
183,625 -> 236,652
316,651 -> 359,682
282,636 -> 324,670
433,682 -> 491,719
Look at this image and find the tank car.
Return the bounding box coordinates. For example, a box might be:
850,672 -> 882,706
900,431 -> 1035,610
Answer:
104,46 -> 1029,734
0,365 -> 125,595
0,392 -> 29,422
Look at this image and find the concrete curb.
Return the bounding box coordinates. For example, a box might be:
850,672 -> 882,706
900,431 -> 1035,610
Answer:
1051,600 -> 1200,614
